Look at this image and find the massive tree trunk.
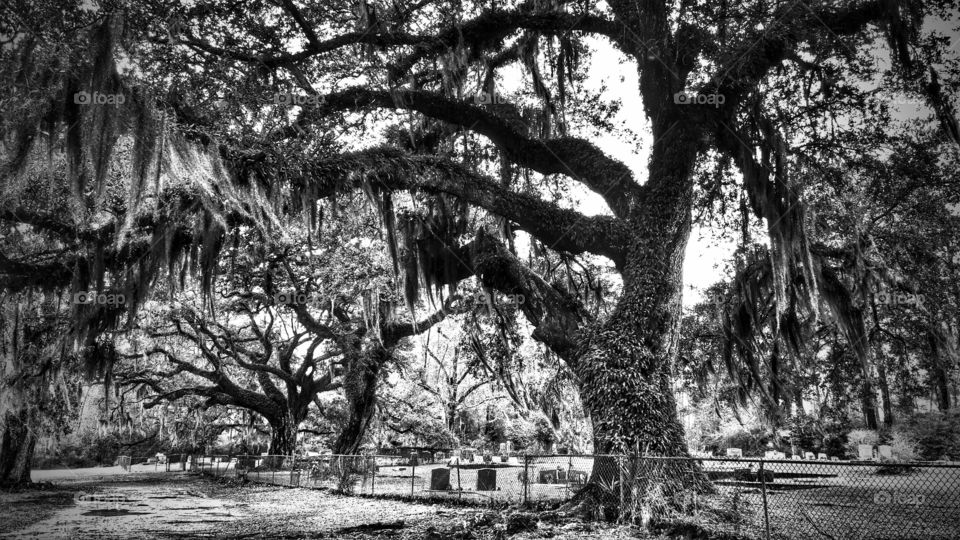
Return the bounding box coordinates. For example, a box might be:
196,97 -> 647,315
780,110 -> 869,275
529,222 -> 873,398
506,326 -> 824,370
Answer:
0,409 -> 35,486
332,349 -> 384,455
561,128 -> 711,518
267,412 -> 298,456
861,379 -> 879,430
576,125 -> 697,459
877,363 -> 894,427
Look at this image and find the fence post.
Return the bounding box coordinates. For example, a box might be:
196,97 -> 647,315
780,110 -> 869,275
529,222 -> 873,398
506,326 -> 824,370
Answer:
370,456 -> 376,495
618,455 -> 625,523
759,460 -> 771,540
523,455 -> 529,506
410,457 -> 416,497
457,457 -> 463,501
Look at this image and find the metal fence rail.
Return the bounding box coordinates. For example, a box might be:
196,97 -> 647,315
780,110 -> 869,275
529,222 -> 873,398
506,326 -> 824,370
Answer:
185,453 -> 960,539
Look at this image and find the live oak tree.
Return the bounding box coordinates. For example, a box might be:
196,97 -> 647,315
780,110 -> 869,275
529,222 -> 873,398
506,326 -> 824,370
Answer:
149,0 -> 959,461
2,1 -> 959,502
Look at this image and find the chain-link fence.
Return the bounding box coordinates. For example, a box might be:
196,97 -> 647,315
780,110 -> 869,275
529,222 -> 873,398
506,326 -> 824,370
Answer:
190,453 -> 960,539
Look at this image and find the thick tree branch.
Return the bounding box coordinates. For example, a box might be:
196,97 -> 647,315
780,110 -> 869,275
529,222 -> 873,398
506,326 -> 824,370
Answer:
303,87 -> 641,218
307,146 -> 630,265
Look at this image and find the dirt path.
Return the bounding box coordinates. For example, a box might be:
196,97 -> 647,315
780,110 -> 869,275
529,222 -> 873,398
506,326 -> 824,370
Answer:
2,473 -> 649,539
2,474 -> 462,539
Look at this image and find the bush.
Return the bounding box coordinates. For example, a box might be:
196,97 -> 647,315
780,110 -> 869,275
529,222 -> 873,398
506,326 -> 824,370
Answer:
888,431 -> 919,461
532,416 -> 556,451
703,426 -> 768,456
846,429 -> 879,458
898,411 -> 960,461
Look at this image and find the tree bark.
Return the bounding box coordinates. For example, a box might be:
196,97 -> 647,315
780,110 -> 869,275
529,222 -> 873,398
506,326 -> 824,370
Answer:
861,379 -> 879,430
0,409 -> 35,486
877,363 -> 894,427
333,349 -> 384,455
268,412 -> 298,456
575,125 -> 697,458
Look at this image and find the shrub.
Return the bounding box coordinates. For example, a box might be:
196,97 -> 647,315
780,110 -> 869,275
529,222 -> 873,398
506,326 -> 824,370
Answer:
888,431 -> 919,461
532,415 -> 556,451
704,426 -> 768,456
846,429 -> 879,458
899,411 -> 960,461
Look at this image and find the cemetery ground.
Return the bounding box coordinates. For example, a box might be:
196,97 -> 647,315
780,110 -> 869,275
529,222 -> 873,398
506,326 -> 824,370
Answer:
0,471 -> 649,539
4,460 -> 960,538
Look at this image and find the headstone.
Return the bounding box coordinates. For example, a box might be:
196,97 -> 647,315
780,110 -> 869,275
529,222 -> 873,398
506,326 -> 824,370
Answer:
830,456 -> 840,461
118,455 -> 131,472
569,469 -> 589,485
726,448 -> 743,458
477,468 -> 497,491
817,453 -> 828,460
460,449 -> 474,461
792,455 -> 802,460
539,469 -> 558,484
500,455 -> 509,463
557,469 -> 568,482
804,452 -> 816,460
498,442 -> 507,455
482,454 -> 492,464
858,444 -> 874,461
431,468 -> 451,490
878,445 -> 893,460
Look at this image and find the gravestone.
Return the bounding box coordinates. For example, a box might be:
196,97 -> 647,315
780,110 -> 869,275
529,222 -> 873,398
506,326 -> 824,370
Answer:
431,468 -> 451,490
557,469 -> 568,482
482,454 -> 492,464
878,445 -> 893,460
118,455 -> 131,472
726,448 -> 743,458
858,444 -> 875,460
817,453 -> 828,460
830,456 -> 840,461
500,455 -> 509,463
539,469 -> 557,484
460,449 -> 474,461
569,469 -> 588,485
477,468 -> 497,491
804,452 -> 816,460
